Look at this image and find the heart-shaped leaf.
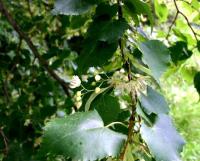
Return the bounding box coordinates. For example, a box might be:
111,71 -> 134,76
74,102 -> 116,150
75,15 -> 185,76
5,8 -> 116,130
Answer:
141,114 -> 185,161
40,111 -> 126,161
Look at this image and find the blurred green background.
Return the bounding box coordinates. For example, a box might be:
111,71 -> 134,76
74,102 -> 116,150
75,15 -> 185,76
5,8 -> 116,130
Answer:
162,52 -> 200,161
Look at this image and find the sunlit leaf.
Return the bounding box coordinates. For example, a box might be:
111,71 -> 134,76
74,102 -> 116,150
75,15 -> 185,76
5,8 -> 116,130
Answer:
139,40 -> 171,82
40,111 -> 126,160
141,114 -> 185,161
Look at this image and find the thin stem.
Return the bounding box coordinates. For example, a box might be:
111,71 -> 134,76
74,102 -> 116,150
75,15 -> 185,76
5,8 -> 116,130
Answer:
106,122 -> 128,128
81,84 -> 93,92
0,128 -> 8,155
166,11 -> 178,40
167,0 -> 199,42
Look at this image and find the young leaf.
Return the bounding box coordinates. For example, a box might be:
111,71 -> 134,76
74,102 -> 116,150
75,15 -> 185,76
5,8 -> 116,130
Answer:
139,40 -> 171,82
40,111 -> 126,160
52,0 -> 94,15
154,0 -> 168,22
141,114 -> 185,161
139,86 -> 169,115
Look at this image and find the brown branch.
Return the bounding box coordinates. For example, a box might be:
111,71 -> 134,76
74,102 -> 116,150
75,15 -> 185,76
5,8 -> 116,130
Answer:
117,1 -> 138,159
119,91 -> 137,160
0,128 -> 8,156
0,0 -> 71,98
167,0 -> 198,42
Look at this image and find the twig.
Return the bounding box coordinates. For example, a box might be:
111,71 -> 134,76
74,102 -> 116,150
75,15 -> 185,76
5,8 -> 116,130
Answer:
177,0 -> 200,14
167,0 -> 198,42
166,11 -> 178,40
0,128 -> 8,155
0,0 -> 71,98
174,0 -> 198,41
119,91 -> 137,160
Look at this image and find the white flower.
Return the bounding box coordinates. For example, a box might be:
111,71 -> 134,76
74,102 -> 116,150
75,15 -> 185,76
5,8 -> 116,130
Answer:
95,74 -> 101,81
95,87 -> 101,94
69,75 -> 81,89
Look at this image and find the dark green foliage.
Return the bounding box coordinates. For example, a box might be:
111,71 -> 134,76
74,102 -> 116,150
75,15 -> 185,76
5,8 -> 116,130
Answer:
194,72 -> 200,95
169,41 -> 192,64
0,0 -> 198,160
91,93 -> 121,125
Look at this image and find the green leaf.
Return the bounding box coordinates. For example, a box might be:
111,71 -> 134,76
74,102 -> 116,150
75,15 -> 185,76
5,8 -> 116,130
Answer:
98,19 -> 128,43
197,41 -> 200,52
139,40 -> 171,81
141,114 -> 185,161
40,111 -> 126,160
154,0 -> 168,22
194,72 -> 200,95
77,41 -> 118,74
139,86 -> 169,115
91,93 -> 121,125
124,0 -> 154,29
52,0 -> 94,15
87,18 -> 128,43
169,41 -> 192,64
85,86 -> 111,111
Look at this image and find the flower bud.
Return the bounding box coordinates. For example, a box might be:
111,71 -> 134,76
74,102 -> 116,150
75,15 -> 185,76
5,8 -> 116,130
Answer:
76,96 -> 82,102
95,87 -> 101,94
91,81 -> 96,86
76,91 -> 82,97
95,74 -> 101,81
75,101 -> 82,109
